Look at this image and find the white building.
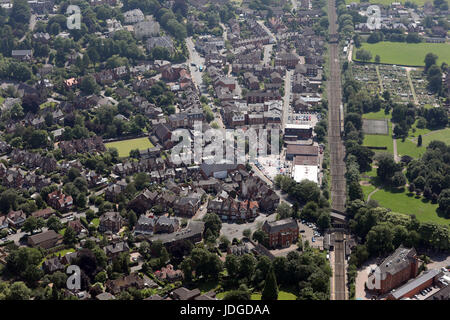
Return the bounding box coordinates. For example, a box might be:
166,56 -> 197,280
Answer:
292,164 -> 318,184
134,17 -> 160,40
124,8 -> 145,24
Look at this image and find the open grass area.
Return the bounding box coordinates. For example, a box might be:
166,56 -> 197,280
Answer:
361,184 -> 377,201
363,122 -> 393,153
353,42 -> 450,66
105,137 -> 154,157
422,128 -> 450,146
362,109 -> 392,120
370,188 -> 449,226
216,290 -> 297,300
396,138 -> 425,159
397,127 -> 450,159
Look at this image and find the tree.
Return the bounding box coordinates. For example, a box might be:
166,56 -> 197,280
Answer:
80,76 -> 99,95
63,226 -> 77,246
276,202 -> 292,219
261,267 -> 278,300
253,229 -> 269,246
391,172 -> 407,188
47,216 -> 63,232
6,282 -> 31,300
438,189 -> 450,217
223,289 -> 250,300
22,216 -> 38,234
417,135 -> 422,147
424,53 -> 438,72
225,254 -> 240,279
10,0 -> 31,25
243,229 -> 251,238
377,153 -> 400,184
202,213 -> 222,242
239,254 -> 256,281
355,49 -> 372,62
375,55 -> 380,63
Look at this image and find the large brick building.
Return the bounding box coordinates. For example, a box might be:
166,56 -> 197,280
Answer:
367,246 -> 420,295
262,218 -> 299,248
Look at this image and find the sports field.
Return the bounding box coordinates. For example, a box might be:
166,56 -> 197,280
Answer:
105,137 -> 154,157
353,42 -> 450,66
363,121 -> 393,153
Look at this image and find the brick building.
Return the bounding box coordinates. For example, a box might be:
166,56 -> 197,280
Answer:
262,218 -> 299,248
367,246 -> 420,295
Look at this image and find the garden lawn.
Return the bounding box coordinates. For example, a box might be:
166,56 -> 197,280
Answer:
91,218 -> 100,227
370,188 -> 449,226
353,42 -> 450,66
105,137 -> 154,157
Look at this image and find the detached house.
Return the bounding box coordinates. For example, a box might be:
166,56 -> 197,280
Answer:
7,210 -> 26,228
99,212 -> 124,233
47,190 -> 73,212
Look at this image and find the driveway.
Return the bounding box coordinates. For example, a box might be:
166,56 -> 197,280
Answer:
220,213 -> 277,240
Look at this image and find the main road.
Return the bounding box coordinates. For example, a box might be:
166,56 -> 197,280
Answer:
327,0 -> 347,300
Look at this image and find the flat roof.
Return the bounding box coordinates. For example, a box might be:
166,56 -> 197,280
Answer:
292,165 -> 318,184
391,269 -> 442,299
285,123 -> 311,129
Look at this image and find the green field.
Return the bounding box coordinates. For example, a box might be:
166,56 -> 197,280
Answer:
370,188 -> 449,225
396,138 -> 425,159
397,128 -> 450,158
353,42 -> 450,66
346,0 -> 429,5
363,121 -> 393,153
361,184 -> 377,201
216,290 -> 297,300
363,109 -> 392,120
105,137 -> 154,157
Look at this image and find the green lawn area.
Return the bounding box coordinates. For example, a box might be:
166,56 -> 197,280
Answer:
363,122 -> 393,154
353,42 -> 450,66
40,101 -> 57,110
361,184 -> 377,201
58,228 -> 66,236
422,128 -> 450,146
396,138 -> 425,159
0,96 -> 4,105
216,290 -> 297,300
363,109 -> 392,120
370,188 -> 449,226
105,137 -> 154,157
397,128 -> 450,159
91,218 -> 100,227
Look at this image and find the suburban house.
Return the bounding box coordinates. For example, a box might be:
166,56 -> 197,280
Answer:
6,210 -> 26,228
154,264 -> 183,283
99,212 -> 124,233
47,190 -> 73,212
104,241 -> 130,260
106,273 -> 145,294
